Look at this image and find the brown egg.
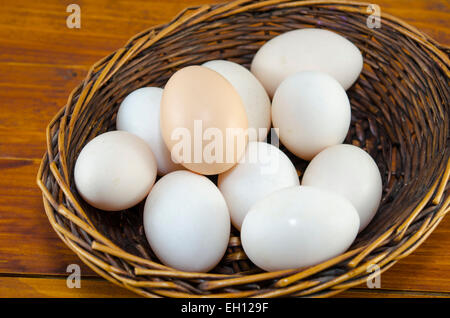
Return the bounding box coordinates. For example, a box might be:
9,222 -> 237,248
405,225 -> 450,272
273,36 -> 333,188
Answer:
161,66 -> 248,175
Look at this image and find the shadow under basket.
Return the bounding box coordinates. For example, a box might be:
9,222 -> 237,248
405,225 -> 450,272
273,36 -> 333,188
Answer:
37,0 -> 450,298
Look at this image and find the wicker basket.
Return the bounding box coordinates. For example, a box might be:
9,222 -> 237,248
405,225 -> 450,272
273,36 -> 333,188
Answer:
36,0 -> 449,298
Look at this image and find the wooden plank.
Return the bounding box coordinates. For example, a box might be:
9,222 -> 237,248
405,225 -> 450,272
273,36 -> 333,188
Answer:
0,276 -> 137,298
1,275 -> 449,298
336,288 -> 449,298
341,215 -> 450,293
0,0 -> 215,65
2,274 -> 450,298
0,0 -> 447,66
374,0 -> 450,45
0,158 -> 95,275
0,63 -> 87,159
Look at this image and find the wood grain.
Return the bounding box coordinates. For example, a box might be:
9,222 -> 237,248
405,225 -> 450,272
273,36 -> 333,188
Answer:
0,0 -> 448,297
336,215 -> 450,295
0,158 -> 95,275
0,64 -> 87,158
0,0 -> 215,65
0,276 -> 137,298
337,288 -> 450,298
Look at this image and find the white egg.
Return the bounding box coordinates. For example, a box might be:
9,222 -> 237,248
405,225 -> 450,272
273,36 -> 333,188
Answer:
218,141 -> 299,230
302,144 -> 382,232
116,87 -> 182,176
202,60 -> 272,141
251,28 -> 363,96
74,131 -> 157,211
241,186 -> 359,272
272,71 -> 351,160
143,170 -> 230,272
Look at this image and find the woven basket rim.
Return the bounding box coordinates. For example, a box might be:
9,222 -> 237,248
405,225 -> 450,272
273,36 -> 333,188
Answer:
37,0 -> 450,298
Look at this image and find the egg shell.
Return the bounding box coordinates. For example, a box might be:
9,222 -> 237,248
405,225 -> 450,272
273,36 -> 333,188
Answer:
241,185 -> 360,272
74,131 -> 157,211
116,87 -> 183,176
202,60 -> 271,141
251,28 -> 363,96
143,170 -> 230,272
272,71 -> 351,161
302,144 -> 382,232
218,141 -> 299,230
160,66 -> 249,175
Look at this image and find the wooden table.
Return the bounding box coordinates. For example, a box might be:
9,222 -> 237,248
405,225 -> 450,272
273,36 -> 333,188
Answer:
0,0 -> 449,298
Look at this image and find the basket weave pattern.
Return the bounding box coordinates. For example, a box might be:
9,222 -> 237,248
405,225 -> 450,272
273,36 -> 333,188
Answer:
37,0 -> 449,297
